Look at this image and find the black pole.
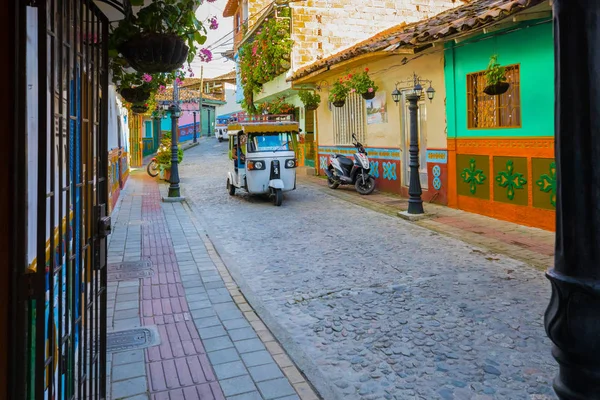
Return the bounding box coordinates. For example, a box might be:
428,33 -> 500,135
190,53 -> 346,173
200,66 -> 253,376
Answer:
544,1 -> 600,399
406,93 -> 424,214
168,103 -> 181,198
193,111 -> 197,143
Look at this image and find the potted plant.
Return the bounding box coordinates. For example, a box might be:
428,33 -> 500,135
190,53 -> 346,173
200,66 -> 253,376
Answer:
109,0 -> 208,73
349,68 -> 379,100
155,133 -> 183,181
328,79 -> 350,107
298,90 -> 321,111
131,103 -> 150,114
483,55 -> 509,96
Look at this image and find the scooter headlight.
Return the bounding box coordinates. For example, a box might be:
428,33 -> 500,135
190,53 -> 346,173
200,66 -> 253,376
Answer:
285,159 -> 297,168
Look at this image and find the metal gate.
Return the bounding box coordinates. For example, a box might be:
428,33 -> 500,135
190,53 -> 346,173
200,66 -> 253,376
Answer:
17,0 -> 111,398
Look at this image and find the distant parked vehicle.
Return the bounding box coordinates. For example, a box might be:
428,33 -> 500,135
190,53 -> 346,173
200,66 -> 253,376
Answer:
216,126 -> 228,142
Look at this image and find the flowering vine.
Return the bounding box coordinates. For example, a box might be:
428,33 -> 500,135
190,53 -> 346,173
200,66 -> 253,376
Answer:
238,8 -> 293,113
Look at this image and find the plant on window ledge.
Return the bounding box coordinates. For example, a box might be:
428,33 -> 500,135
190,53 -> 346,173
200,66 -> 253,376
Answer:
109,0 -> 208,73
483,54 -> 509,96
239,9 -> 294,113
349,68 -> 379,100
328,79 -> 350,107
298,90 -> 321,111
256,97 -> 296,115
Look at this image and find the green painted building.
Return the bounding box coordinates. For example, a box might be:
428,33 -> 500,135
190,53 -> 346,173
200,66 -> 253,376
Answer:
443,17 -> 556,230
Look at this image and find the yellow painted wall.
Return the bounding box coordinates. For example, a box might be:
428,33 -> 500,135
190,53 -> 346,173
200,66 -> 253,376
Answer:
315,51 -> 447,150
290,0 -> 459,71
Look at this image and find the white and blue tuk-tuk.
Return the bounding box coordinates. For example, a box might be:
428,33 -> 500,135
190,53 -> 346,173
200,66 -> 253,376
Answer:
226,120 -> 299,206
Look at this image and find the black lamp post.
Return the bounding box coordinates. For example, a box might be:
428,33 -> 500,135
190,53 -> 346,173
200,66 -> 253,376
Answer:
544,1 -> 600,398
392,73 -> 435,214
193,111 -> 197,143
167,81 -> 182,198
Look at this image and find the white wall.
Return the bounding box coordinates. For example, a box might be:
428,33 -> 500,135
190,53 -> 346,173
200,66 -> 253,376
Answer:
216,84 -> 242,116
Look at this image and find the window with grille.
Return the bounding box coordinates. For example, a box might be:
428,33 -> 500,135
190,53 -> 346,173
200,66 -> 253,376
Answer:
467,64 -> 521,129
332,93 -> 366,145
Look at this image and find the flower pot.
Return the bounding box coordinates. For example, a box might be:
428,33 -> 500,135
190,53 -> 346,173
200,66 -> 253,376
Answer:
305,105 -> 318,111
280,60 -> 291,70
131,104 -> 149,114
483,82 -> 510,96
119,86 -> 151,104
159,167 -> 171,181
333,100 -> 346,108
119,33 -> 189,74
361,91 -> 376,100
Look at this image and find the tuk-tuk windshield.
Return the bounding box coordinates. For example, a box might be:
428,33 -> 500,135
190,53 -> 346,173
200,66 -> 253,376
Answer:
248,132 -> 294,152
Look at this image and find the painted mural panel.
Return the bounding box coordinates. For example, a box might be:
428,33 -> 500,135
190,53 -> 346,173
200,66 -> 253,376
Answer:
457,154 -> 489,199
427,150 -> 448,204
532,158 -> 556,210
493,156 -> 528,206
366,92 -> 388,125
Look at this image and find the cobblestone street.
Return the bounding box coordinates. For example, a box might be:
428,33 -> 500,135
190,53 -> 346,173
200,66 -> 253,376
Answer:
178,140 -> 557,400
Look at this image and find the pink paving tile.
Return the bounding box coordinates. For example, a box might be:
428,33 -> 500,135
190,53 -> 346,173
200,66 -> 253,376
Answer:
151,391 -> 170,400
163,359 -> 179,389
174,357 -> 195,386
148,362 -> 167,392
168,389 -> 185,400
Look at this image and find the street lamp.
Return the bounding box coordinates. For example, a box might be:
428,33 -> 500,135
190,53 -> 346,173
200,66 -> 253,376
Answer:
544,1 -> 600,399
392,73 -> 436,215
167,81 -> 182,198
193,111 -> 197,143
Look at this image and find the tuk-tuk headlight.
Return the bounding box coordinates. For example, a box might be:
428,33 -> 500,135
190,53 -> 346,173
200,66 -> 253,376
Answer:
248,160 -> 265,170
285,159 -> 297,168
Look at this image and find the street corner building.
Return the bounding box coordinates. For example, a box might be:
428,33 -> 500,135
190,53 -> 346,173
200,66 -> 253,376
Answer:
289,0 -> 554,231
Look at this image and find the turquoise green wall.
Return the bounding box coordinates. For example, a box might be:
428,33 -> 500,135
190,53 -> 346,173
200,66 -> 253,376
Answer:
444,23 -> 554,138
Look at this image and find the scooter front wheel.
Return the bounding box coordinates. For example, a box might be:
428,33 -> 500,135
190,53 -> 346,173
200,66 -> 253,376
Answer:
227,179 -> 235,196
355,175 -> 375,195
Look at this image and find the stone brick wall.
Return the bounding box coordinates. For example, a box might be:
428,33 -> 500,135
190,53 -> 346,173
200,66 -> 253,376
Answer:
290,0 -> 459,70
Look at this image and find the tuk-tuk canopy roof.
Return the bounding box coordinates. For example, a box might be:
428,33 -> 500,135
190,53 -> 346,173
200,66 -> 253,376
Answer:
227,121 -> 299,134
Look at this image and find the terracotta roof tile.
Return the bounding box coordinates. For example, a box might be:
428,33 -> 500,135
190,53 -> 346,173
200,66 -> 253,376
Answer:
290,0 -> 546,81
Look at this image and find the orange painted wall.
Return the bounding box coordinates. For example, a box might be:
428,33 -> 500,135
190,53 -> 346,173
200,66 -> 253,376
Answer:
447,138 -> 555,231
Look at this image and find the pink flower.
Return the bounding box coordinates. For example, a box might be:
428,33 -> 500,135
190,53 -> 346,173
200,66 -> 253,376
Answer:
368,87 -> 374,93
159,85 -> 166,93
142,73 -> 152,83
209,16 -> 219,30
350,88 -> 356,93
252,46 -> 258,56
175,78 -> 182,85
199,48 -> 213,62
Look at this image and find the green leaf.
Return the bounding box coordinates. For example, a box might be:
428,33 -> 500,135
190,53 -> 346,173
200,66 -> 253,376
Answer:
195,33 -> 207,45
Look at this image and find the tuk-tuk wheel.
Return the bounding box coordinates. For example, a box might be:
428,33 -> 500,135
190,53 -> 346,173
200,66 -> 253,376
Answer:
218,137 -> 223,143
227,179 -> 235,196
273,189 -> 283,206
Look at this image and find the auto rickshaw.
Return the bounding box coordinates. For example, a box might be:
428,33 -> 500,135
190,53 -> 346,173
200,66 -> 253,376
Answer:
226,119 -> 299,206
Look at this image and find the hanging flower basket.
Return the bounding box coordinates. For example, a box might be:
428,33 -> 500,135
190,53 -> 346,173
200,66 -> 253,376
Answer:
483,82 -> 510,96
332,100 -> 346,108
119,86 -> 151,104
361,91 -> 376,100
119,33 -> 189,74
131,104 -> 149,114
306,105 -> 318,111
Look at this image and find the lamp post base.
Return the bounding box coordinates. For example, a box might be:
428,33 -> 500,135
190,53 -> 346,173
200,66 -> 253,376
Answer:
168,185 -> 180,198
407,200 -> 424,215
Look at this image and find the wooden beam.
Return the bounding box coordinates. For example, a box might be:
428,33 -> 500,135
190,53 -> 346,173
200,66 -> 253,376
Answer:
513,11 -> 552,22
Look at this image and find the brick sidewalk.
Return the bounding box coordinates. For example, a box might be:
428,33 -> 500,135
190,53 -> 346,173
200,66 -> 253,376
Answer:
107,171 -> 318,400
301,176 -> 554,271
